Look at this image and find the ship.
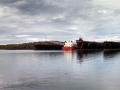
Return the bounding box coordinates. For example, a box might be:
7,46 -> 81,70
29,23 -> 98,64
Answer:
34,41 -> 64,50
76,38 -> 104,50
104,41 -> 120,50
62,41 -> 76,50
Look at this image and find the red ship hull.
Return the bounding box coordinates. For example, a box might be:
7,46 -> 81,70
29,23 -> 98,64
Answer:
62,47 -> 76,51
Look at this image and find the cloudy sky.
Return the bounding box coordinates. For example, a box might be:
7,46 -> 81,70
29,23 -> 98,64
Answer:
0,0 -> 120,44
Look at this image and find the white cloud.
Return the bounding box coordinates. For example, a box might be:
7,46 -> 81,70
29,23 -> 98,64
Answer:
15,35 -> 29,38
26,38 -> 39,41
92,0 -> 120,9
98,10 -> 108,14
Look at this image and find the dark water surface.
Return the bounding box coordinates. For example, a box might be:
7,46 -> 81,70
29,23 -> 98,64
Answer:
0,50 -> 120,90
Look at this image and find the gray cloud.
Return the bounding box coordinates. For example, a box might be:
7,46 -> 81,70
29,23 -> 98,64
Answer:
0,0 -> 120,44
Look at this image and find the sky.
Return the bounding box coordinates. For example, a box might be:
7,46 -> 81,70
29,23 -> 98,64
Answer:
0,0 -> 120,44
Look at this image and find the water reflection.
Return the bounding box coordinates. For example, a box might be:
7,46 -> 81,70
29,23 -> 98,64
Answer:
63,50 -> 120,63
33,51 -> 63,60
77,50 -> 102,63
104,50 -> 120,61
1,50 -> 120,90
63,51 -> 74,61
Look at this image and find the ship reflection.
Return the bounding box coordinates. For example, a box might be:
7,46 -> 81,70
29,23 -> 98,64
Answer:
104,50 -> 120,60
77,50 -> 102,63
63,51 -> 74,61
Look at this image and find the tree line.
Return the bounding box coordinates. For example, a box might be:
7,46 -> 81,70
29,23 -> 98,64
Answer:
0,41 -> 61,50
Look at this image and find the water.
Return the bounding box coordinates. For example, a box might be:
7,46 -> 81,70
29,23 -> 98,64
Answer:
0,50 -> 120,90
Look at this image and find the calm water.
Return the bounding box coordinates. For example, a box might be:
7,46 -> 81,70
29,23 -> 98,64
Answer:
0,50 -> 120,90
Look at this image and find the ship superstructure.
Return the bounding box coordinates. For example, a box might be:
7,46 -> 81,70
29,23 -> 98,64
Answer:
62,41 -> 76,50
76,38 -> 104,50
